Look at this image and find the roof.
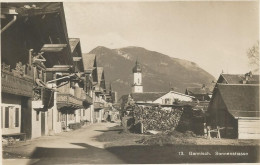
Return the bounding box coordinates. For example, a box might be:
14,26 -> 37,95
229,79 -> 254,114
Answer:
97,67 -> 104,83
169,91 -> 195,98
220,74 -> 259,84
1,3 -> 62,16
186,87 -> 212,95
82,53 -> 96,70
40,44 -> 67,52
69,38 -> 80,53
131,92 -> 167,102
132,60 -> 142,73
218,84 -> 259,118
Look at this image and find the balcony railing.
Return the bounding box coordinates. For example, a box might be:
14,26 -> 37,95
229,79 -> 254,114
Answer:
57,93 -> 84,110
1,68 -> 33,98
94,101 -> 104,110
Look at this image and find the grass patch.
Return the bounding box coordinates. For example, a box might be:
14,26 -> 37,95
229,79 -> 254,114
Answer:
95,125 -> 146,147
96,125 -> 260,148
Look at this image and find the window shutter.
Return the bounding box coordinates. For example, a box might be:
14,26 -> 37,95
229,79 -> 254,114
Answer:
5,107 -> 9,128
15,108 -> 19,127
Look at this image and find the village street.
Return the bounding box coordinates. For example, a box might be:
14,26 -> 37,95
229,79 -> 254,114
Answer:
3,121 -> 260,165
3,122 -> 125,165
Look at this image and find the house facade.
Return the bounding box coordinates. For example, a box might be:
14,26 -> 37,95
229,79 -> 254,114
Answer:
207,84 -> 260,139
1,2 -> 114,141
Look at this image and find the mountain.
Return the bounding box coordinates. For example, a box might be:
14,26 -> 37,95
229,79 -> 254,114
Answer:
89,46 -> 216,99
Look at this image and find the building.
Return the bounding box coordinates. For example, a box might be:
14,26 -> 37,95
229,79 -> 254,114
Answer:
185,84 -> 212,101
207,84 -> 260,139
125,91 -> 194,105
216,72 -> 259,84
81,54 -> 112,123
1,2 -> 72,139
1,2 -> 95,140
121,61 -> 194,110
132,60 -> 143,93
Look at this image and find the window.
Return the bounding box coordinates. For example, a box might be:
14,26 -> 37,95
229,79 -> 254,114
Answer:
36,111 -> 40,121
83,110 -> 85,116
15,108 -> 19,127
5,107 -> 9,128
164,98 -> 171,105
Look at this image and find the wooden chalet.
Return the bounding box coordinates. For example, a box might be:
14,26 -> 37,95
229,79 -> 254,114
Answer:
1,2 -> 70,139
93,67 -> 107,122
1,2 -> 93,139
207,84 -> 260,139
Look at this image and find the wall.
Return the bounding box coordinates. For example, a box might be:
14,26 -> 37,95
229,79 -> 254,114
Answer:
85,107 -> 92,122
21,97 -> 32,139
133,72 -> 142,85
31,109 -> 41,139
238,119 -> 260,139
153,92 -> 193,104
132,86 -> 143,93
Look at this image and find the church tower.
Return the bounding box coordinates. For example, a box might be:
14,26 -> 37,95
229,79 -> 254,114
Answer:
132,60 -> 143,93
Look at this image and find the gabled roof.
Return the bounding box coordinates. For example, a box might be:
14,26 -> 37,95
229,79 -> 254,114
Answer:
82,53 -> 96,71
186,87 -> 212,95
219,74 -> 259,84
97,67 -> 104,83
218,84 -> 259,118
69,38 -> 80,53
131,92 -> 167,102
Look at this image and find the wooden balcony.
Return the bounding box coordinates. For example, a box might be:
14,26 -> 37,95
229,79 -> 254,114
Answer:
94,101 -> 104,110
57,93 -> 84,110
1,69 -> 33,97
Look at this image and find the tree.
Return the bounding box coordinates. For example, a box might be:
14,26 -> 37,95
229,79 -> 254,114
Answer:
247,41 -> 259,73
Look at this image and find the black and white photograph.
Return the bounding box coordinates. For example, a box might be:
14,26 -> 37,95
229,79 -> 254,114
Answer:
0,0 -> 259,164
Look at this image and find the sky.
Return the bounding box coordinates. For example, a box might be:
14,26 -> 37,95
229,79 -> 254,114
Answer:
63,1 -> 259,78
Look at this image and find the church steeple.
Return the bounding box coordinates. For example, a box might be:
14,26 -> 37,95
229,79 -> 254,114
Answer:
132,59 -> 143,93
132,59 -> 142,73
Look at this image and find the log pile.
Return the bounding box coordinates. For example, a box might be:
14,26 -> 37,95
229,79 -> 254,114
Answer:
133,106 -> 183,133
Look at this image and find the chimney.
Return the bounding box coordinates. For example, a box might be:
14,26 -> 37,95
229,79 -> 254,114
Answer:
249,71 -> 253,77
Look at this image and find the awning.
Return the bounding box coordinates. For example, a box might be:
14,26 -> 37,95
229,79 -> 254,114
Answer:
40,44 -> 67,52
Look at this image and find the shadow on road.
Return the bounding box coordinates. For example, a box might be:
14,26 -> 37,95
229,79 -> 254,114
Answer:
27,143 -> 260,164
28,143 -> 124,164
94,129 -> 123,133
106,144 -> 260,164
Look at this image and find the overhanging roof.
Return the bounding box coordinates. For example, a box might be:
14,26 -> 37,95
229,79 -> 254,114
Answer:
82,53 -> 96,71
1,3 -> 62,16
69,38 -> 80,53
218,84 -> 259,118
40,44 -> 67,52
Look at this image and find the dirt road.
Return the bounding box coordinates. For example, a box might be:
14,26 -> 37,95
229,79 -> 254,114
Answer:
3,122 -> 125,165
